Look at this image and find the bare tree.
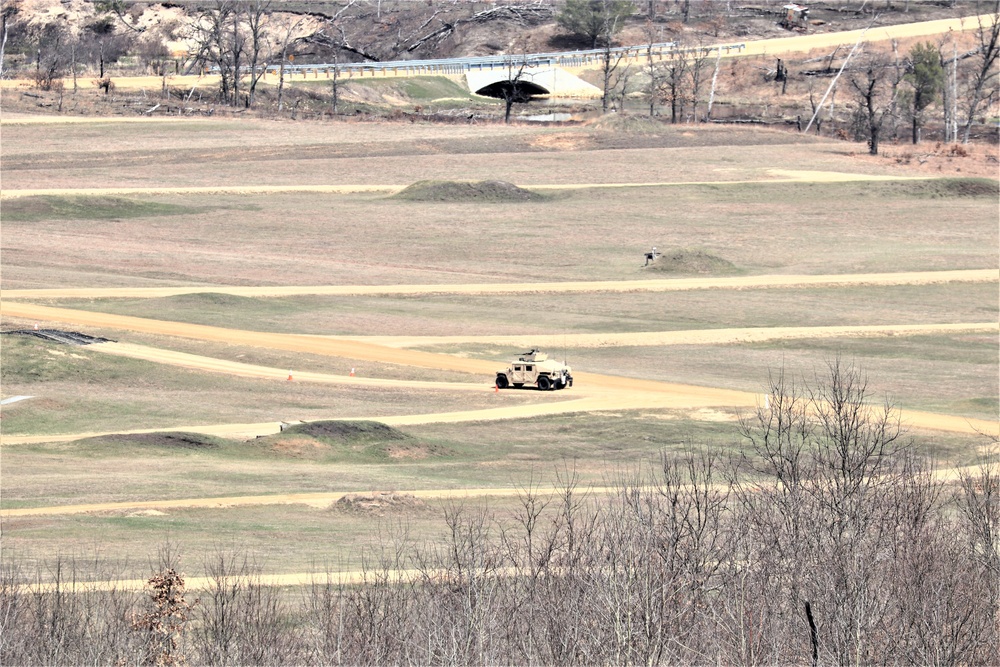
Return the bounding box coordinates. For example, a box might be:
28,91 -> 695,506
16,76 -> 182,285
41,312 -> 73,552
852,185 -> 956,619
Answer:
596,0 -> 631,113
848,47 -> 904,155
274,14 -> 307,112
188,1 -> 275,108
960,9 -> 1000,143
687,44 -> 713,122
498,42 -> 531,123
244,0 -> 272,109
654,50 -> 688,123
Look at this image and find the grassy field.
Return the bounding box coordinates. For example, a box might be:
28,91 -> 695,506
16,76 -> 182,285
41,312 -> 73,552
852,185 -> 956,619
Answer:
1,178 -> 996,289
1,116 -> 997,582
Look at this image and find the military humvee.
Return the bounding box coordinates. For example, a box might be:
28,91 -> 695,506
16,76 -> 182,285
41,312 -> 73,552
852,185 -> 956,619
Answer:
495,349 -> 573,390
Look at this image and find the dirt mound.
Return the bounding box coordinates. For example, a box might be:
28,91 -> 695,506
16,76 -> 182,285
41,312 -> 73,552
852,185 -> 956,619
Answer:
588,114 -> 668,134
867,177 -> 1000,199
333,492 -> 427,515
645,249 -> 740,275
393,180 -> 545,202
286,420 -> 408,442
936,178 -> 999,198
86,432 -> 221,450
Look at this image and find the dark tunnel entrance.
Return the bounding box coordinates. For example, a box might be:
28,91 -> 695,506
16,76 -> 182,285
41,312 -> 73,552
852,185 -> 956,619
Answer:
475,80 -> 550,102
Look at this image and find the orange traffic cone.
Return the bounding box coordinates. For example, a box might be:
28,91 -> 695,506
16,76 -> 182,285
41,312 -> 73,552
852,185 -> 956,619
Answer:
349,368 -> 355,377
33,322 -> 39,330
494,384 -> 499,393
287,371 -> 294,381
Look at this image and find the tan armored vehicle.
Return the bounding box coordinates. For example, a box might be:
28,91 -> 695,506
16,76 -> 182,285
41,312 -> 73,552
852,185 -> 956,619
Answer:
495,349 -> 573,390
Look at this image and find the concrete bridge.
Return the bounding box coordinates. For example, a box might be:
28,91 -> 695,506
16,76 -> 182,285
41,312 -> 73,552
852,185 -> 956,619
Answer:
265,41 -> 748,99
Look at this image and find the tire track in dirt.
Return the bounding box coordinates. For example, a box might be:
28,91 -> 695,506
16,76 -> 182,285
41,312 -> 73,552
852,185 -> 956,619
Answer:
3,269 -> 994,301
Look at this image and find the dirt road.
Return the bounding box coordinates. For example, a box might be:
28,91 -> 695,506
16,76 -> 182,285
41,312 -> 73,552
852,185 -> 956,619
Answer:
3,278 -> 997,445
3,269 -> 993,301
0,169 -> 938,201
737,14 -> 996,58
2,485 -> 623,517
360,322 -> 998,350
8,458 -> 988,520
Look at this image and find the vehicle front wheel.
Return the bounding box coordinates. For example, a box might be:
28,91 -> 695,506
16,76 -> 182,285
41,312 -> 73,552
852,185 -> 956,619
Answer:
496,375 -> 509,389
537,376 -> 552,391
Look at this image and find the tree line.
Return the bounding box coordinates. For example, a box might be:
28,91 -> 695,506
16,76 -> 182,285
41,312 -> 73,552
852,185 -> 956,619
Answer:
0,1 -> 996,144
3,361 -> 998,665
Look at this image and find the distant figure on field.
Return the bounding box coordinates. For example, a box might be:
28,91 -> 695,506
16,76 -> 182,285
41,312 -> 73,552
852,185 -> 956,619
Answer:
644,247 -> 659,266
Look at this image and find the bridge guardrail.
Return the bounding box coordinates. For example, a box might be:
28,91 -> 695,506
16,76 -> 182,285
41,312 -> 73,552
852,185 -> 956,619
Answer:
208,41 -> 746,78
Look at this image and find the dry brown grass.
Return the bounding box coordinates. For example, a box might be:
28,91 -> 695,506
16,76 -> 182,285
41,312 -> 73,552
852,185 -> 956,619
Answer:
1,116 -> 995,582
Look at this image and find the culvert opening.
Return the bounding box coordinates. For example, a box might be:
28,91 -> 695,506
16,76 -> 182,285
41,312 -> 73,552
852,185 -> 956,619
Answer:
475,80 -> 550,102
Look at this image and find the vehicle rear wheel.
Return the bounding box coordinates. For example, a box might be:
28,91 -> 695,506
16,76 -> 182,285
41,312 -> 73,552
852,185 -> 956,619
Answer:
537,376 -> 551,391
496,375 -> 509,389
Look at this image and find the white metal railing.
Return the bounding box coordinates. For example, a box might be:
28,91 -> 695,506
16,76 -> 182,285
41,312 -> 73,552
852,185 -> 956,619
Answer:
211,41 -> 746,77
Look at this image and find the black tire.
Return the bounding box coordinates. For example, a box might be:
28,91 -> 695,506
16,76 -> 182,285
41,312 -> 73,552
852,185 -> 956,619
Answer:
537,376 -> 552,391
496,375 -> 509,389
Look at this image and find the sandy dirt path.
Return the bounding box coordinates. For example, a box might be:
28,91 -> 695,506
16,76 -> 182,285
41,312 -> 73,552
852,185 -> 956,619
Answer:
9,301 -> 984,409
2,485 -> 623,518
3,269 -> 994,301
9,459 -> 989,520
0,397 -> 606,446
0,169 -> 937,202
1,302 -> 502,375
96,341 -> 494,391
3,292 -> 997,444
359,322 -> 998,349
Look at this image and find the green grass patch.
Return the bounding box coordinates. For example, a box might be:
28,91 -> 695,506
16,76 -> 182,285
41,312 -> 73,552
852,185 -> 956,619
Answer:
347,76 -> 480,102
699,178 -> 1000,204
1,335 -> 140,384
750,332 -> 998,366
1,196 -> 205,222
